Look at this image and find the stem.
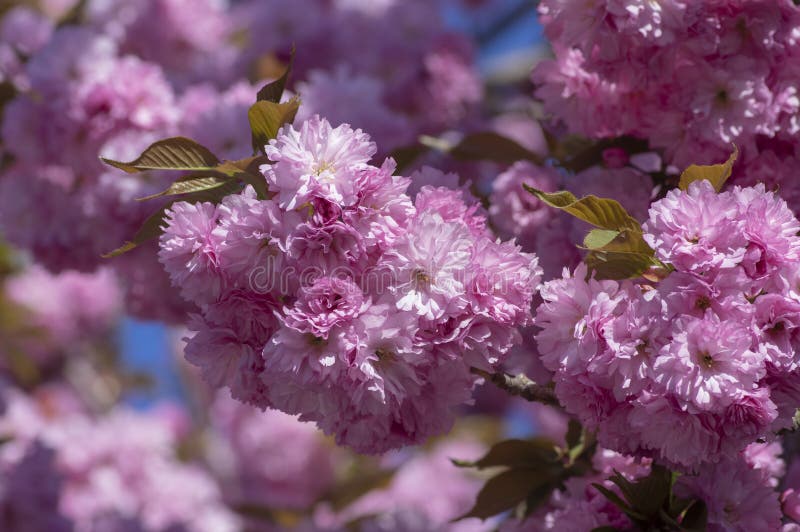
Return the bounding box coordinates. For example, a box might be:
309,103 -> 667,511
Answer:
471,367 -> 559,406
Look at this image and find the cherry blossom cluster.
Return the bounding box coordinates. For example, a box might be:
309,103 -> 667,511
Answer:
0,385 -> 239,531
676,445 -> 787,531
231,0 -> 482,144
8,0 -> 800,527
0,0 -> 482,322
160,116 -> 542,453
0,26 -> 179,273
321,437 -> 492,531
77,0 -> 482,132
207,392 -> 339,512
533,1 -> 800,173
198,389 -> 498,531
2,265 -> 122,374
536,180 -> 800,471
0,20 -> 190,321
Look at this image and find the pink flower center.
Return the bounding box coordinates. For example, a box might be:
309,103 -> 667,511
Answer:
697,350 -> 715,369
413,269 -> 432,289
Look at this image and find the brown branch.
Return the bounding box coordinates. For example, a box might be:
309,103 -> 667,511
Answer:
471,367 -> 559,406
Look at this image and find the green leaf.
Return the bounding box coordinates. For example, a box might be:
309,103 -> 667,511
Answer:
524,184 -> 659,280
584,229 -> 658,280
458,468 -> 552,520
658,507 -> 682,529
179,179 -> 242,204
669,494 -> 694,519
617,465 -> 671,517
522,481 -> 558,517
522,186 -> 641,232
583,229 -> 622,250
220,155 -> 270,175
455,439 -> 557,470
680,500 -> 708,531
678,146 -> 738,192
565,419 -> 582,450
523,184 -> 661,280
449,132 -> 543,165
584,229 -> 659,280
607,473 -> 637,505
101,137 -> 220,173
216,158 -> 270,199
101,139 -> 268,200
589,229 -> 653,254
103,180 -> 240,257
389,143 -> 428,173
249,97 -> 301,155
557,136 -> 649,173
102,203 -> 175,258
593,466 -> 679,528
564,421 -> 595,466
256,47 -> 295,103
591,483 -> 647,522
584,253 -> 655,280
136,175 -> 232,201
584,248 -> 658,280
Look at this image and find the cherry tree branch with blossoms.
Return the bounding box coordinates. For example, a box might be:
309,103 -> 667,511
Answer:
3,0 -> 800,530
470,367 -> 559,406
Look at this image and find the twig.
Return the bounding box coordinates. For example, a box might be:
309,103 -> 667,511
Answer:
471,367 -> 559,406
